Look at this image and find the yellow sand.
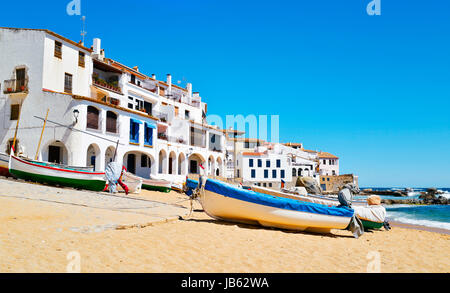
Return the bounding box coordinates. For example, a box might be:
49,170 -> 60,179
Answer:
0,189 -> 449,273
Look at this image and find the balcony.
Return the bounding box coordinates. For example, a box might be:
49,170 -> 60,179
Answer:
152,110 -> 168,123
99,96 -> 120,107
92,76 -> 122,95
3,79 -> 28,94
157,132 -> 168,141
168,136 -> 187,145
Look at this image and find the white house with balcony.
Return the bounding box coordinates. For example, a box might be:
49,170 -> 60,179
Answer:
0,27 -> 225,184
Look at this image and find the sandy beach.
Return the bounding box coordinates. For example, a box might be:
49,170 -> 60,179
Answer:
0,178 -> 448,273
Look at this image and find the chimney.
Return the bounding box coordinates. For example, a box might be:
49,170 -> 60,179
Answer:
187,83 -> 192,97
93,38 -> 101,56
167,74 -> 172,92
151,74 -> 156,80
133,66 -> 139,72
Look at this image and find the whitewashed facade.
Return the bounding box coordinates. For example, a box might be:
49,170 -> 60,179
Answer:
0,28 -> 225,183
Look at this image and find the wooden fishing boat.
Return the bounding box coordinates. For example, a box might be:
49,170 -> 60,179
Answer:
251,185 -> 385,229
118,172 -> 143,194
9,154 -> 106,191
0,152 -> 11,176
125,173 -> 172,193
196,178 -> 355,234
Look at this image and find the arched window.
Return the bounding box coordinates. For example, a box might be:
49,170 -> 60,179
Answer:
87,106 -> 100,130
106,111 -> 117,133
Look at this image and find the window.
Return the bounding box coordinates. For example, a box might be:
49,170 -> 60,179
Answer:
322,178 -> 325,181
257,159 -> 262,168
327,178 -> 330,182
78,52 -> 85,67
54,41 -> 62,58
264,170 -> 268,178
269,183 -> 272,188
249,159 -> 254,167
10,104 -> 20,121
251,169 -> 256,178
276,159 -> 281,168
144,123 -> 154,146
263,183 -> 267,187
131,74 -> 136,84
323,159 -> 326,165
64,73 -> 72,93
329,159 -> 332,165
266,160 -> 271,168
237,169 -> 240,178
245,141 -> 250,149
272,170 -> 277,178
281,170 -> 285,179
106,111 -> 117,133
130,119 -> 140,144
292,168 -> 297,176
128,97 -> 134,109
86,106 -> 99,130
185,110 -> 190,120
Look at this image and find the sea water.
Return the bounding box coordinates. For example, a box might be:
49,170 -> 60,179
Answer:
357,187 -> 450,231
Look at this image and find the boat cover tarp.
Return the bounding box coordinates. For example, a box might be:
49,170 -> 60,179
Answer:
204,178 -> 354,218
353,205 -> 386,223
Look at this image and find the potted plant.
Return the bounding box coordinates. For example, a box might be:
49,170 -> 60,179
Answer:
20,85 -> 25,91
7,88 -> 13,93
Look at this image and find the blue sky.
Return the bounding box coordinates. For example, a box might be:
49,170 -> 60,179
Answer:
2,0 -> 449,187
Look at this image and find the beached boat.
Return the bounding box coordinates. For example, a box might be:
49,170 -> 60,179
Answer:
0,152 -> 11,176
195,177 -> 355,234
125,173 -> 172,193
251,185 -> 385,229
119,172 -> 143,194
9,154 -> 106,191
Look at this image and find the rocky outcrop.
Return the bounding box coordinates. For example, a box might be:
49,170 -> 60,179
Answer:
382,188 -> 449,205
296,177 -> 322,195
360,189 -> 408,197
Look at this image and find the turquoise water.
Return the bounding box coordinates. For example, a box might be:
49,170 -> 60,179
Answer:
358,187 -> 450,231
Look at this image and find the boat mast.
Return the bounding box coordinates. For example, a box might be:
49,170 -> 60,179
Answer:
35,109 -> 50,160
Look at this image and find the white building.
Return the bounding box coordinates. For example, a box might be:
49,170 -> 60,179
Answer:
236,145 -> 292,189
317,152 -> 339,176
0,27 -> 225,183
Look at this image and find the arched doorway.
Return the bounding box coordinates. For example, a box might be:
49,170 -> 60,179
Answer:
188,153 -> 206,175
158,150 -> 167,174
123,151 -> 155,179
216,157 -> 223,177
86,143 -> 101,171
105,146 -> 116,166
45,141 -> 69,165
168,151 -> 177,175
178,153 -> 186,175
208,155 -> 215,176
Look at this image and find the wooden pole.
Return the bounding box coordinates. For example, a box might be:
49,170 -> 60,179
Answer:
11,102 -> 23,155
35,109 -> 50,160
112,139 -> 120,162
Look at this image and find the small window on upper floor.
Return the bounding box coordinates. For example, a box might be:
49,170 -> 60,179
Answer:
55,41 -> 62,59
78,52 -> 85,68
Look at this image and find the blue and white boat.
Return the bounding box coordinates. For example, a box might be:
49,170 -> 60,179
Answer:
195,178 -> 356,234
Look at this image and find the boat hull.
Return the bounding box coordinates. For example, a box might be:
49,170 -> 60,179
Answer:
199,179 -> 353,233
9,155 -> 106,192
142,183 -> 171,193
0,153 -> 11,177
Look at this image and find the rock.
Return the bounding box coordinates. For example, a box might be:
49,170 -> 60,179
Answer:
298,177 -> 322,195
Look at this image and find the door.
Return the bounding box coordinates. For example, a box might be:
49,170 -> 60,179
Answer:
190,160 -> 198,174
48,146 -> 61,164
169,157 -> 173,174
127,154 -> 136,174
16,68 -> 25,92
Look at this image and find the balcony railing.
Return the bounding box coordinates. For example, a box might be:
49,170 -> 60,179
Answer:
3,79 -> 28,94
152,110 -> 168,123
92,77 -> 122,94
100,96 -> 120,107
158,133 -> 168,141
168,136 -> 187,145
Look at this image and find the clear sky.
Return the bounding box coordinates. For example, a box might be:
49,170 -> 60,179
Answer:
1,0 -> 449,187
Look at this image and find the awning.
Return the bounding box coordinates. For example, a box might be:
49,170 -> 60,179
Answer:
145,122 -> 157,129
131,118 -> 143,125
